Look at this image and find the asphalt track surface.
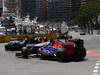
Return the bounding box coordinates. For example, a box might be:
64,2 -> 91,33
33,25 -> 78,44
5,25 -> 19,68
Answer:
0,35 -> 100,75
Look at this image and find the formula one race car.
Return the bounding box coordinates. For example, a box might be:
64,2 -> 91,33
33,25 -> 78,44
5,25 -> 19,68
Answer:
38,39 -> 86,61
5,38 -> 28,51
17,39 -> 86,62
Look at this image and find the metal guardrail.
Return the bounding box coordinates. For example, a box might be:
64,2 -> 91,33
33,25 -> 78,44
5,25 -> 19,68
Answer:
0,35 -> 28,43
0,33 -> 57,43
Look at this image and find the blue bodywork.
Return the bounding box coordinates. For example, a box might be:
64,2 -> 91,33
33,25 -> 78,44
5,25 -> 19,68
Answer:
39,40 -> 66,56
27,45 -> 42,54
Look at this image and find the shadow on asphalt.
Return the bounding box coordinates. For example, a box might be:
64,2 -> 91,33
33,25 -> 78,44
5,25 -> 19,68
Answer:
73,58 -> 88,62
39,58 -> 88,63
15,54 -> 88,63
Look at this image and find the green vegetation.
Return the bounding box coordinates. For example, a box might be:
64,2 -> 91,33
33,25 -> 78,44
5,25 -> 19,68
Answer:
72,0 -> 100,34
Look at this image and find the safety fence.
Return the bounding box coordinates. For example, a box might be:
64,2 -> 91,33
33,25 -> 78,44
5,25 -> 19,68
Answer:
0,33 -> 57,43
32,33 -> 57,39
0,35 -> 28,43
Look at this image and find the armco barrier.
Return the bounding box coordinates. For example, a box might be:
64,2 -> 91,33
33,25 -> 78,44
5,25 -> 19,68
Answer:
0,35 -> 28,43
0,36 -> 5,43
5,36 -> 12,42
32,33 -> 57,39
12,35 -> 28,41
0,33 -> 57,43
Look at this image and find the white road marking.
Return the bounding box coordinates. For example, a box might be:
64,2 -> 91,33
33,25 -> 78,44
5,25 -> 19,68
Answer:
95,63 -> 100,66
94,66 -> 99,69
92,59 -> 100,75
92,74 -> 98,75
93,70 -> 98,73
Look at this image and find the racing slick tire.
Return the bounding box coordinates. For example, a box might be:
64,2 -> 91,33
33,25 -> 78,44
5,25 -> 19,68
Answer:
74,47 -> 86,61
56,50 -> 68,62
21,47 -> 29,58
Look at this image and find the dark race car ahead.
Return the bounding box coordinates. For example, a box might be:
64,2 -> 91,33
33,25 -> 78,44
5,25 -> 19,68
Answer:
17,39 -> 86,62
5,38 -> 28,51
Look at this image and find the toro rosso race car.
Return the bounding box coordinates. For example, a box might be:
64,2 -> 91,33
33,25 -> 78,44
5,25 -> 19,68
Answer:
5,38 -> 28,51
17,39 -> 86,61
38,39 -> 86,61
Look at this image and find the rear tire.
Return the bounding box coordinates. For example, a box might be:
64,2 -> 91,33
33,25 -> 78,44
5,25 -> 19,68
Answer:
56,50 -> 68,62
74,47 -> 86,61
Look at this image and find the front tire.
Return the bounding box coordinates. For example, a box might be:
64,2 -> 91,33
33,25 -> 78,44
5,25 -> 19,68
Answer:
21,47 -> 29,58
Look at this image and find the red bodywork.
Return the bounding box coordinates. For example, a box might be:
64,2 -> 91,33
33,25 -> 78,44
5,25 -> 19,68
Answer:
52,40 -> 65,48
52,40 -> 75,56
65,40 -> 75,56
